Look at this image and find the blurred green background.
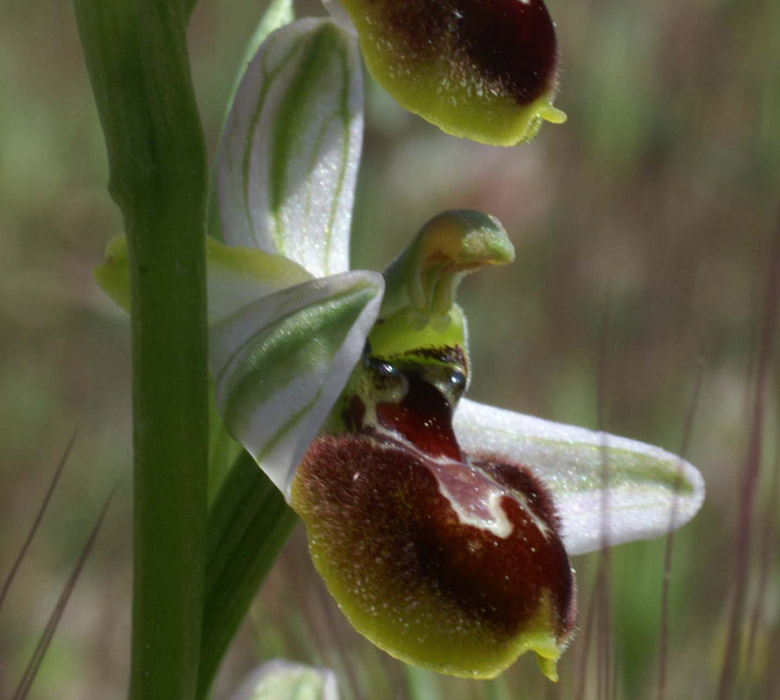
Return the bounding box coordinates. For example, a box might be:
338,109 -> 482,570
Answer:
1,0 -> 778,697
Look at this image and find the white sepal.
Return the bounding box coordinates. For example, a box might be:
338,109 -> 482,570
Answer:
211,271 -> 384,497
453,398 -> 705,555
217,18 -> 363,278
229,660 -> 339,700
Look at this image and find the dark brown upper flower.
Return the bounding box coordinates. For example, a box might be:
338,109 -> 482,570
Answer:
336,0 -> 567,145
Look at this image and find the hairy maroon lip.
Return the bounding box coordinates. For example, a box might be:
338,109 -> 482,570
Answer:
293,431 -> 578,645
372,0 -> 560,106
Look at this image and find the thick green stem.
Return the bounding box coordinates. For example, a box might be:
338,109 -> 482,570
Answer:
74,0 -> 209,698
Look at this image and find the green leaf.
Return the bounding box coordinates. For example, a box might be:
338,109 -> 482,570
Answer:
198,452 -> 299,700
217,19 -> 363,277
453,398 -> 705,555
210,271 -> 384,495
207,380 -> 243,503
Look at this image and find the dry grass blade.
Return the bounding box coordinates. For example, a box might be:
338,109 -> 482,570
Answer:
575,295 -> 615,700
0,431 -> 77,612
764,622 -> 780,700
656,362 -> 704,700
11,489 -> 114,700
575,577 -> 599,700
717,209 -> 780,700
596,560 -> 613,700
596,294 -> 614,700
743,446 -> 780,691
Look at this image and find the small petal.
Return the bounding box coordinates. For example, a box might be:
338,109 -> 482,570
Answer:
211,272 -> 384,496
453,399 -> 706,555
229,660 -> 339,700
217,18 -> 363,277
94,236 -> 133,312
337,0 -> 566,145
94,236 -> 312,324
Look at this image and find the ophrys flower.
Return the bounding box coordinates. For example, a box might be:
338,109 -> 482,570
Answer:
323,0 -> 567,145
96,15 -> 704,682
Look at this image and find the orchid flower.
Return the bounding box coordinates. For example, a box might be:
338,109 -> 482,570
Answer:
95,13 -> 704,683
325,0 -> 567,146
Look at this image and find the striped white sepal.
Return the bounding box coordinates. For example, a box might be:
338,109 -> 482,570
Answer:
453,398 -> 705,555
217,18 -> 363,278
210,271 -> 384,497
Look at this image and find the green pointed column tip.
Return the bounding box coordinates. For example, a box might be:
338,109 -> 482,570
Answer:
375,210 -> 515,339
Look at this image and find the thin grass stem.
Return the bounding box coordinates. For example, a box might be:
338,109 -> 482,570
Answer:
11,491 -> 113,700
717,207 -> 780,699
743,446 -> 780,690
656,362 -> 704,700
576,567 -> 600,700
596,293 -> 614,700
0,431 -> 76,613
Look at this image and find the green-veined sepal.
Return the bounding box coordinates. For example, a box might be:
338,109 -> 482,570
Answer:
211,271 -> 384,497
453,399 -> 705,555
207,0 -> 296,242
217,18 -> 362,277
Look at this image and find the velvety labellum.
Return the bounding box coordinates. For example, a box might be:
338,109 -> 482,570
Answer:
292,359 -> 576,678
292,433 -> 575,679
338,0 -> 565,144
